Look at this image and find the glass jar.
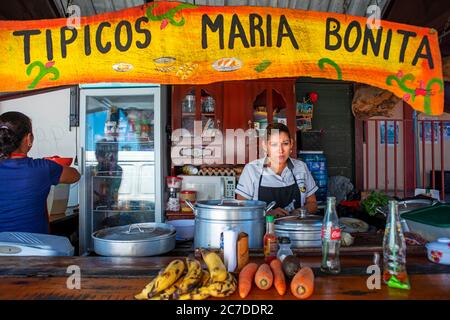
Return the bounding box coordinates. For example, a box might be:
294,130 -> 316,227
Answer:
277,237 -> 293,262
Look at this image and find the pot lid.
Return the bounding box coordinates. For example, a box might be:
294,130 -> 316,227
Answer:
92,223 -> 175,242
275,214 -> 322,231
195,199 -> 267,209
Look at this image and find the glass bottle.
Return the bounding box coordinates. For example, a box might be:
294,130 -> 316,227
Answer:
321,196 -> 341,274
383,200 -> 410,289
277,237 -> 293,262
264,215 -> 277,263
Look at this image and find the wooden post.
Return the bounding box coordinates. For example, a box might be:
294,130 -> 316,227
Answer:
403,103 -> 416,197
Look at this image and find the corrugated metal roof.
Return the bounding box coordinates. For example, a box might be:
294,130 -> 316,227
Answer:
61,0 -> 389,18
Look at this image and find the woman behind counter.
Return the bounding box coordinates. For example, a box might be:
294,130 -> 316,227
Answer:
0,111 -> 80,234
236,123 -> 318,216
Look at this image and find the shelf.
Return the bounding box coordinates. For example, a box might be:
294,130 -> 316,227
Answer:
201,112 -> 215,116
182,112 -> 196,116
93,140 -> 154,145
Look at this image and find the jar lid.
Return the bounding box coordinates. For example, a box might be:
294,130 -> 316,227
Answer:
426,238 -> 450,253
278,236 -> 291,244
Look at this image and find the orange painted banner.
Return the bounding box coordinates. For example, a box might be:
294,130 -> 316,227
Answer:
0,1 -> 444,114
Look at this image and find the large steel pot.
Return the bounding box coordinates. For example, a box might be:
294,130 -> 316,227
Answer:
186,199 -> 275,249
274,212 -> 323,248
92,223 -> 176,256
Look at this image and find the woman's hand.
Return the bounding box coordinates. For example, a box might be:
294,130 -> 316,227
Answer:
267,207 -> 289,218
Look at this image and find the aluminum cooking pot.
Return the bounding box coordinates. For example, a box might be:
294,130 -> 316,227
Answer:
275,211 -> 323,248
185,199 -> 276,249
92,223 -> 176,257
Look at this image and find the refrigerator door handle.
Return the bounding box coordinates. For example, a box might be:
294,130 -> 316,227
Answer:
80,147 -> 85,176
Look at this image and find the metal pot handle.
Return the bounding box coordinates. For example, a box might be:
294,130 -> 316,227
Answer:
184,199 -> 196,216
126,224 -> 154,234
218,198 -> 241,206
264,201 -> 276,216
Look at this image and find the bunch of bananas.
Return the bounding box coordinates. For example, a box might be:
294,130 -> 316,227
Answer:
135,250 -> 236,300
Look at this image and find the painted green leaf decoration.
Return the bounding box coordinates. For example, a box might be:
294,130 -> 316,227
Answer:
255,60 -> 271,73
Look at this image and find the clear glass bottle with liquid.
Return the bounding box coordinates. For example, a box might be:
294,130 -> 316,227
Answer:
321,196 -> 341,274
383,200 -> 410,289
277,237 -> 293,262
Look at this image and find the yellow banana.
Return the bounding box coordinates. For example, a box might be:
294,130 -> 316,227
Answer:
199,270 -> 210,287
159,275 -> 186,300
177,288 -> 210,300
201,249 -> 227,282
134,259 -> 185,300
135,279 -> 156,300
206,273 -> 237,298
177,272 -> 236,300
174,257 -> 202,296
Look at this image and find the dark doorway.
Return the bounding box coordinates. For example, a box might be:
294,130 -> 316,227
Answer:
296,78 -> 355,183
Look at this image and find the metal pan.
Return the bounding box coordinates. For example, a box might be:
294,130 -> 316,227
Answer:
92,223 -> 176,257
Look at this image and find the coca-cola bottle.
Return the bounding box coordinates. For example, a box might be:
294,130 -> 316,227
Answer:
321,197 -> 341,274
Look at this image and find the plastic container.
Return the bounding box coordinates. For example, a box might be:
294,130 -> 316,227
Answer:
298,151 -> 328,202
425,238 -> 450,265
180,190 -> 197,212
401,203 -> 450,242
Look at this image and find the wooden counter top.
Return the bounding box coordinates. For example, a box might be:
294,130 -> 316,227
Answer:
0,255 -> 449,300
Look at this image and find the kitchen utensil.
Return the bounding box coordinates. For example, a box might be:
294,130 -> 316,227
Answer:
425,238 -> 450,265
92,223 -> 176,256
275,213 -> 323,248
401,203 -> 450,242
186,199 -> 275,249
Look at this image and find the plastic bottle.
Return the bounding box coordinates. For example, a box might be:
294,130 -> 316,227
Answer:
263,215 -> 277,263
277,237 -> 293,262
321,196 -> 341,274
383,200 -> 410,289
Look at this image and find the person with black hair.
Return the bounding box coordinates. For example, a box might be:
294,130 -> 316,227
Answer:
236,123 -> 318,216
0,111 -> 80,233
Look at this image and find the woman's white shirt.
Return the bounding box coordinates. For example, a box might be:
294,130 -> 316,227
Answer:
235,157 -> 318,208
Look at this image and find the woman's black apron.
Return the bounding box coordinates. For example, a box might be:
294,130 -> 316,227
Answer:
257,159 -> 302,210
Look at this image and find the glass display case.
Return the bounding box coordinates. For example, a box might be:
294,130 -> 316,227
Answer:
79,85 -> 164,254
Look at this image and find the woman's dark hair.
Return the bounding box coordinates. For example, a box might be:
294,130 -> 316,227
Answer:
0,111 -> 32,159
265,122 -> 292,141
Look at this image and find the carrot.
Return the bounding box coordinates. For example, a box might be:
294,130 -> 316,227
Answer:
290,266 -> 315,299
269,259 -> 286,296
238,263 -> 259,298
254,263 -> 273,290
